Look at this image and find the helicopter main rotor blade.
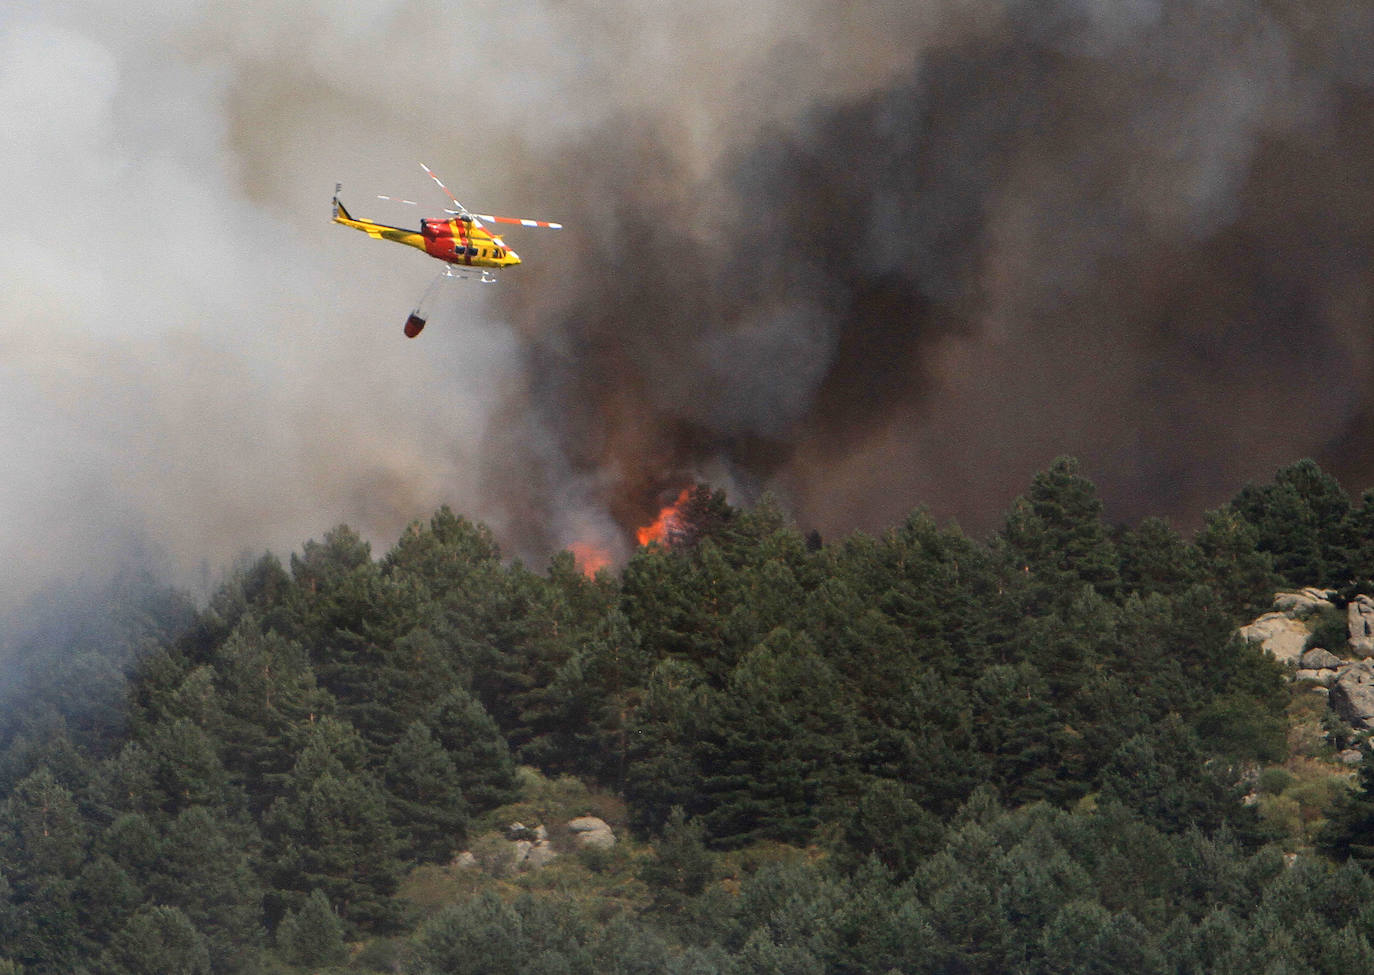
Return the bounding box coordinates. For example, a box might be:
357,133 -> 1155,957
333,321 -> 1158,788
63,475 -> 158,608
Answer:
471,213 -> 563,230
420,162 -> 562,228
420,162 -> 468,217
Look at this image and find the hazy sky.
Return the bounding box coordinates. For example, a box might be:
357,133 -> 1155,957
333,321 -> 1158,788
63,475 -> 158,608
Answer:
4,0 -> 1374,607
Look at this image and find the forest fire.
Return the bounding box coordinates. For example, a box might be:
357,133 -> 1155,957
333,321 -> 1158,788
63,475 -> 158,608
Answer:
569,541 -> 613,578
636,488 -> 692,546
570,487 -> 695,577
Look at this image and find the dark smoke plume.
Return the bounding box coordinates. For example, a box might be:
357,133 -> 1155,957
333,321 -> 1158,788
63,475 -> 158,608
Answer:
491,0 -> 1374,556
6,0 -> 1374,605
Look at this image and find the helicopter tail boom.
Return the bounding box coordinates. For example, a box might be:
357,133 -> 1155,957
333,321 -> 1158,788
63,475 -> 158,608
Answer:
332,185 -> 427,252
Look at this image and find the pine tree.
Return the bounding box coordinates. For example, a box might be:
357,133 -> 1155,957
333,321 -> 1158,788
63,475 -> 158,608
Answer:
1318,747 -> 1374,868
140,715 -> 235,814
262,717 -> 402,933
839,777 -> 944,878
1349,489 -> 1374,583
410,891 -> 528,975
73,853 -> 143,959
275,887 -> 347,968
1040,899 -> 1114,975
1228,459 -> 1354,587
150,805 -> 265,973
998,456 -> 1121,606
525,609 -> 651,786
0,766 -> 89,882
1195,508 -> 1280,617
209,616 -> 334,815
427,689 -> 519,812
639,807 -> 717,915
1117,516 -> 1201,599
384,720 -> 469,862
99,904 -> 211,975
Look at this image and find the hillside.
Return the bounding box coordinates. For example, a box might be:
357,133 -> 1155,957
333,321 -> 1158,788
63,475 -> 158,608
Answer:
5,457 -> 1374,973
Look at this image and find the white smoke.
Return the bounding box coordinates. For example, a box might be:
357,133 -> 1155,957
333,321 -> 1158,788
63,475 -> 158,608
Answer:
4,0 -> 1373,611
0,0 -> 945,608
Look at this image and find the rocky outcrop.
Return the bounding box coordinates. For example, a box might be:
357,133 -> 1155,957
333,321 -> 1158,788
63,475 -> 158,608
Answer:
1274,588 -> 1337,615
1296,647 -> 1343,683
1301,647 -> 1342,670
567,816 -> 617,850
1350,596 -> 1374,655
1238,590 -> 1342,664
1239,613 -> 1315,665
455,817 -> 618,874
1330,662 -> 1374,730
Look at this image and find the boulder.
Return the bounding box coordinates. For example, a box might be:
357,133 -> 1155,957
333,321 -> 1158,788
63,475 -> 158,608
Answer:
513,838 -> 558,868
1238,613 -> 1311,664
1339,749 -> 1365,765
1274,589 -> 1336,615
567,816 -> 616,849
506,823 -> 558,869
1350,596 -> 1374,655
525,842 -> 559,868
1300,647 -> 1342,670
1295,669 -> 1338,687
1330,661 -> 1374,729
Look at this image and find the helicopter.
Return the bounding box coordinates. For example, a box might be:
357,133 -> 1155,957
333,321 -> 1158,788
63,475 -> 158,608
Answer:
332,163 -> 561,337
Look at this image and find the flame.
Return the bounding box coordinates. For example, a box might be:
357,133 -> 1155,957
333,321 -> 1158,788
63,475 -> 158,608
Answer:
569,541 -> 613,578
636,487 -> 692,546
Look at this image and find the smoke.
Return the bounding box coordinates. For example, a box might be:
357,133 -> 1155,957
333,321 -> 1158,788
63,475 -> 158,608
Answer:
3,0 -> 1373,609
490,0 -> 1374,551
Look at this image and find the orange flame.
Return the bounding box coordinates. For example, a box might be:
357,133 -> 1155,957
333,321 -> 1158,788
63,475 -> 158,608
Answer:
636,488 -> 692,546
569,541 -> 613,578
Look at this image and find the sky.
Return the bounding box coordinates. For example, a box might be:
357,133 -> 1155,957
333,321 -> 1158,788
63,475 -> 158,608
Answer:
3,0 -> 1374,608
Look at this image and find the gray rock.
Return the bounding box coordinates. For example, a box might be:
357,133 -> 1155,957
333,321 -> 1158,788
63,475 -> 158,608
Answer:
1350,596 -> 1374,655
506,821 -> 534,840
1295,669 -> 1338,687
525,843 -> 559,868
1300,647 -> 1342,670
1238,613 -> 1312,664
1330,661 -> 1374,729
1339,748 -> 1365,765
1274,589 -> 1336,615
567,816 -> 616,849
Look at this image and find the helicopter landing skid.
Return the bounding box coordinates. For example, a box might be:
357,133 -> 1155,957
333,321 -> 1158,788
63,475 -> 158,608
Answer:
441,266 -> 498,284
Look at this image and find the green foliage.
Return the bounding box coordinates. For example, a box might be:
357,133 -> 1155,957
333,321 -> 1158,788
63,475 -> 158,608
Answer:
1228,459 -> 1355,588
100,905 -> 211,975
1195,508 -> 1280,617
2,457 -> 1368,972
409,891 -> 592,975
262,717 -> 402,933
1306,605 -> 1349,654
427,689 -> 519,812
275,888 -> 347,968
1318,748 -> 1374,867
384,720 -> 468,862
998,456 -> 1121,605
639,807 -> 717,916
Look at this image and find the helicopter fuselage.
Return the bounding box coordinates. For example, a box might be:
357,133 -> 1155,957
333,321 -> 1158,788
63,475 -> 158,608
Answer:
333,199 -> 521,271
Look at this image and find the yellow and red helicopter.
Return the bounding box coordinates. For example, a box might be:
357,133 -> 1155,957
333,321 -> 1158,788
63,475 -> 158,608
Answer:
332,163 -> 561,336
